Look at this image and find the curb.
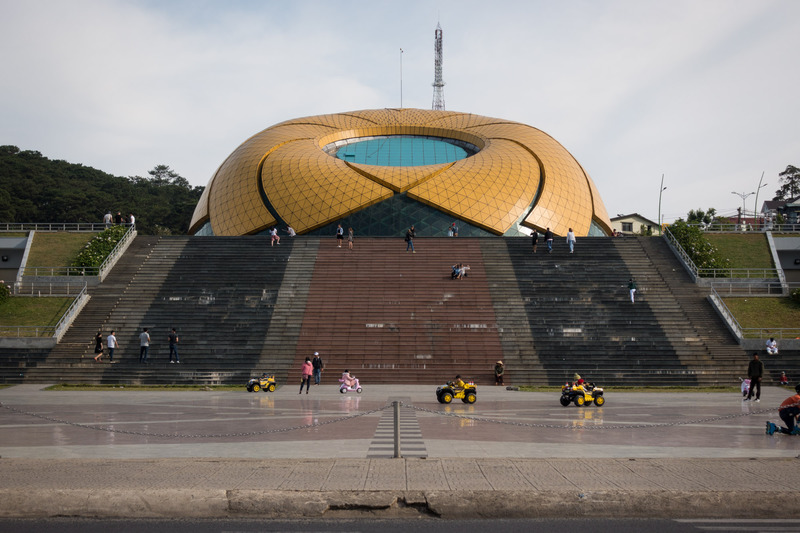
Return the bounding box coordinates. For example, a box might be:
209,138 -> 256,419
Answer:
1,489 -> 798,519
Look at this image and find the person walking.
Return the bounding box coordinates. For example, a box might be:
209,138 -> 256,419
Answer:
107,330 -> 119,362
405,225 -> 416,253
766,384 -> 800,435
566,228 -> 576,254
348,227 -> 354,250
92,330 -> 104,361
628,278 -> 637,303
746,352 -> 765,402
531,229 -> 538,253
494,360 -> 505,386
139,327 -> 150,363
544,227 -> 554,253
312,351 -> 324,385
168,328 -> 180,363
299,357 -> 313,394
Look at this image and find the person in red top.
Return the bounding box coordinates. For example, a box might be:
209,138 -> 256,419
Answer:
766,384 -> 800,435
299,357 -> 313,394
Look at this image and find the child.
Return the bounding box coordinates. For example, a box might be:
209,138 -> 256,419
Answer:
780,372 -> 789,386
740,377 -> 751,399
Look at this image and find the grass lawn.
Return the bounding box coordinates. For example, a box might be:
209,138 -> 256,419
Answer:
0,297 -> 73,332
705,233 -> 773,269
723,297 -> 800,334
26,232 -> 95,267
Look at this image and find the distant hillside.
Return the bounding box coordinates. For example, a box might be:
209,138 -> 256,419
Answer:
0,145 -> 203,235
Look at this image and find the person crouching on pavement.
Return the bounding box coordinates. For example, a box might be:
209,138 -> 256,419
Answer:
766,384 -> 800,435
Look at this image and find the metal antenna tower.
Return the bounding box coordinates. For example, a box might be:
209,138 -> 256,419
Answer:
432,22 -> 445,110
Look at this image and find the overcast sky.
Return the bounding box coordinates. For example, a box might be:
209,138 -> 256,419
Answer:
1,0 -> 798,224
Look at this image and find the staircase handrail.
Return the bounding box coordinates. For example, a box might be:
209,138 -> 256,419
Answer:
53,284 -> 90,341
0,284 -> 88,339
97,225 -> 137,281
708,287 -> 743,340
662,226 -> 698,280
709,286 -> 800,340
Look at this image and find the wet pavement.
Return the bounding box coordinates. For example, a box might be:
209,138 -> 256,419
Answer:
0,383 -> 796,459
1,383 -> 800,519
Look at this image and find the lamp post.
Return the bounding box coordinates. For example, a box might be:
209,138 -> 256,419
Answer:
753,171 -> 767,230
731,190 -> 754,228
657,174 -> 666,235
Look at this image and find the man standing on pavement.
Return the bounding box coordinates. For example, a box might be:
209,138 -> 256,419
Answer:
746,352 -> 764,402
312,351 -> 324,385
168,328 -> 180,363
139,328 -> 150,363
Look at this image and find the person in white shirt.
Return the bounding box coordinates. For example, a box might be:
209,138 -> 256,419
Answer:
107,330 -> 119,362
766,337 -> 779,355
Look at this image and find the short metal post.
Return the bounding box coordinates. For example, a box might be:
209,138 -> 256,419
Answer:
392,400 -> 402,458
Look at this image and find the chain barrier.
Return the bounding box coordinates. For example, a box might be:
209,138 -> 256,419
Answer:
0,401 -> 392,439
2,398 -> 796,438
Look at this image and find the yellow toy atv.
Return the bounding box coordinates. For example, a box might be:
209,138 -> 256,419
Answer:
560,381 -> 605,407
246,373 -> 277,392
436,381 -> 477,404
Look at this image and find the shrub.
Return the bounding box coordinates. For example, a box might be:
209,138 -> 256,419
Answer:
669,220 -> 728,274
791,288 -> 800,303
0,281 -> 10,304
70,226 -> 128,272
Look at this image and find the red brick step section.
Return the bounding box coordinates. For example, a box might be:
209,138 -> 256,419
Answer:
292,238 -> 503,385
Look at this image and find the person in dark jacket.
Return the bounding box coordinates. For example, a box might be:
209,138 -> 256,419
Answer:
746,353 -> 765,402
544,228 -> 554,253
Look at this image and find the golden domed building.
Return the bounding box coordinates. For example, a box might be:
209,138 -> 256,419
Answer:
189,108 -> 612,237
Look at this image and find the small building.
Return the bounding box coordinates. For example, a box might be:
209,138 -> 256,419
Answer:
610,213 -> 659,236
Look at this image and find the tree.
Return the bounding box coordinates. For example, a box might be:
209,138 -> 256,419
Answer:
685,208 -> 718,227
146,164 -> 190,188
773,165 -> 800,201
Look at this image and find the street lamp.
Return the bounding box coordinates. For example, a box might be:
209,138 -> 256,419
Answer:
731,190 -> 754,228
657,174 -> 666,235
753,171 -> 767,230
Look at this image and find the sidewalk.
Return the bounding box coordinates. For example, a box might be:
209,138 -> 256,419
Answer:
1,384 -> 798,518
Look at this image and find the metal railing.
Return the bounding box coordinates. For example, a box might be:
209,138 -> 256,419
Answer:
689,223 -> 800,233
17,266 -> 100,277
53,285 -> 89,341
97,224 -> 136,280
711,287 -> 800,340
0,325 -> 57,337
0,285 -> 88,339
662,226 -> 698,280
0,222 -> 132,232
15,224 -> 136,286
14,281 -> 88,297
662,226 -> 782,282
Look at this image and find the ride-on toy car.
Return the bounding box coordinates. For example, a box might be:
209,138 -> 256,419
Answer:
436,381 -> 477,404
246,373 -> 277,392
560,381 -> 605,406
339,376 -> 362,393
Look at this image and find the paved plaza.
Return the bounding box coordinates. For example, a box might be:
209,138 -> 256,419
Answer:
0,383 -> 798,518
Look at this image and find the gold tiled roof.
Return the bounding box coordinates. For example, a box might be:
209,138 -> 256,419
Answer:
189,108 -> 612,236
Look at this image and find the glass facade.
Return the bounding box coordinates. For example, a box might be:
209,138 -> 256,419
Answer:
332,135 -> 475,167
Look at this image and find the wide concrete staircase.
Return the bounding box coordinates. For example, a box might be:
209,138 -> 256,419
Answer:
1,235 -> 757,386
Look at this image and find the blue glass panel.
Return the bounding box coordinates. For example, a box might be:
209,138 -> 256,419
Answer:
335,136 -> 471,167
